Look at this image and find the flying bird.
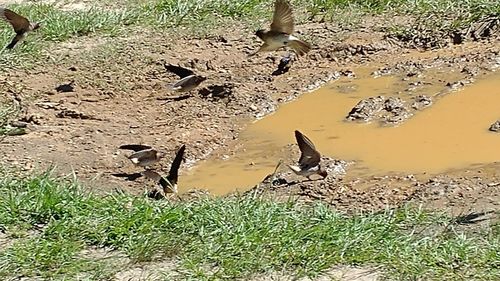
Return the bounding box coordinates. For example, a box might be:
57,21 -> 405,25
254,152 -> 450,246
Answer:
164,63 -> 207,92
0,8 -> 40,49
253,0 -> 311,56
119,144 -> 165,167
288,130 -> 327,180
143,144 -> 186,194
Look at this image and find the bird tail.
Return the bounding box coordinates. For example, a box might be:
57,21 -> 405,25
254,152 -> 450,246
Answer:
6,37 -> 19,49
6,34 -> 25,49
288,38 -> 311,56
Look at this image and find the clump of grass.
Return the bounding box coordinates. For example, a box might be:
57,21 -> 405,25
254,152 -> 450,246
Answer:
0,170 -> 498,280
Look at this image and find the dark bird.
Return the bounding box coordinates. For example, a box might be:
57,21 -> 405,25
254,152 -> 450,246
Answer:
253,0 -> 311,56
0,8 -> 40,49
288,130 -> 327,180
143,144 -> 186,194
164,63 -> 206,92
453,211 -> 495,225
119,144 -> 165,167
55,80 -> 75,93
272,54 -> 293,75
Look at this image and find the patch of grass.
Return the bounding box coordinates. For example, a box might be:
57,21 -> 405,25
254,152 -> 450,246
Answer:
0,237 -> 103,279
0,171 -> 498,280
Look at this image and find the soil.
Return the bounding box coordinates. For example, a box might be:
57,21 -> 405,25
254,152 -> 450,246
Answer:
0,11 -> 499,218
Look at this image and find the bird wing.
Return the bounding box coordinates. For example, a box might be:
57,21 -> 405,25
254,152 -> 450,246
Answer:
128,149 -> 157,163
167,144 -> 186,185
143,169 -> 175,193
119,144 -> 152,152
6,33 -> 23,49
164,63 -> 195,78
142,169 -> 161,182
294,130 -> 321,167
171,74 -> 200,90
0,8 -> 30,34
270,0 -> 294,34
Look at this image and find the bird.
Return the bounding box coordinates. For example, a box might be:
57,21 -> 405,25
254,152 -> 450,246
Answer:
253,0 -> 311,56
142,144 -> 186,194
119,144 -> 165,167
272,54 -> 293,75
0,8 -> 41,49
164,63 -> 207,92
55,80 -> 75,93
288,130 -> 327,180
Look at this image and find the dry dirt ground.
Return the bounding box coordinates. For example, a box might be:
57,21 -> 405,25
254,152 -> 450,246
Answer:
0,14 -> 499,216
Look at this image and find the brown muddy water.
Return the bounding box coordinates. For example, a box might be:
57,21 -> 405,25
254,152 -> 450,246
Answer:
181,70 -> 500,195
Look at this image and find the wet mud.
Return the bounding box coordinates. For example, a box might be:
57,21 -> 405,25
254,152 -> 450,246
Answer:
0,16 -> 499,213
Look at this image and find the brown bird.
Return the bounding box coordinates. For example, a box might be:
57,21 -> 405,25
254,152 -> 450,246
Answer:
0,8 -> 40,49
164,63 -> 207,92
119,144 -> 165,167
253,0 -> 311,56
288,130 -> 327,180
143,144 -> 186,194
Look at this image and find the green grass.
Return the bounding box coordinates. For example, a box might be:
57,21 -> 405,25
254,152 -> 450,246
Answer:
0,171 -> 498,280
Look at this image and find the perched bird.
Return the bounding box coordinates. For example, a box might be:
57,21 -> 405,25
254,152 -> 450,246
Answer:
119,144 -> 165,167
288,130 -> 327,180
253,0 -> 311,56
143,144 -> 186,194
0,8 -> 40,49
164,63 -> 206,92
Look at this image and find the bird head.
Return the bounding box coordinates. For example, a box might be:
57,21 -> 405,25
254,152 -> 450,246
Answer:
157,151 -> 167,159
255,29 -> 265,39
196,75 -> 207,84
31,22 -> 41,31
319,169 -> 328,179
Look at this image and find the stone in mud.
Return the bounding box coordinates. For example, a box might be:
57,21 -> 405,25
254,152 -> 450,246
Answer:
461,66 -> 480,77
347,96 -> 412,124
346,96 -> 385,121
446,79 -> 473,90
382,97 -> 412,124
411,95 -> 432,110
489,120 -> 500,132
371,67 -> 392,77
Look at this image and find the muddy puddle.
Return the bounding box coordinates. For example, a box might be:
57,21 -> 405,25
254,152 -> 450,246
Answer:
181,69 -> 500,195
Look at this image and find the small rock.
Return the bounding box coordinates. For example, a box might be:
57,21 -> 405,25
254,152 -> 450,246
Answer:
382,97 -> 411,124
411,95 -> 432,110
489,120 -> 500,132
346,96 -> 385,121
